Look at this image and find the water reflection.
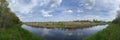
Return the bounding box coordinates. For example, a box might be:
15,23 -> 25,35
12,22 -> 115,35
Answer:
22,24 -> 108,40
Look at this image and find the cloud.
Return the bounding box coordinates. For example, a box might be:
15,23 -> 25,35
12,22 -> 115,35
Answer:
7,0 -> 62,21
7,0 -> 62,14
84,0 -> 96,10
7,0 -> 38,14
39,0 -> 62,7
82,15 -> 108,21
63,9 -> 73,14
49,0 -> 62,8
7,0 -> 120,22
83,15 -> 100,20
40,10 -> 53,17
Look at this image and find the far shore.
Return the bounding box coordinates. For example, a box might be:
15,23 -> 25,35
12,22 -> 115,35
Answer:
24,22 -> 106,29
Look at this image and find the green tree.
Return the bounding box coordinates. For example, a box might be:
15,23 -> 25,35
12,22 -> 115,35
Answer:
112,8 -> 120,24
0,0 -> 20,29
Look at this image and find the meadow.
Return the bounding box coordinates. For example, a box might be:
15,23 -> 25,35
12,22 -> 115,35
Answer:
24,21 -> 105,29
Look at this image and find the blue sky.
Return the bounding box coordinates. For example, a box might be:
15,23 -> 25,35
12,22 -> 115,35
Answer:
7,0 -> 120,22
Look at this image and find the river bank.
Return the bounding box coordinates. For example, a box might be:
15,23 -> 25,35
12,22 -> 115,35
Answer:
86,23 -> 120,40
22,24 -> 108,40
24,22 -> 105,29
0,24 -> 43,40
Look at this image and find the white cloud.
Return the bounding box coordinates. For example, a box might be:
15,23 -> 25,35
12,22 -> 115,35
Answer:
7,0 -> 38,14
7,0 -> 62,14
39,0 -> 62,7
81,15 -> 111,21
84,0 -> 96,10
40,10 -> 53,17
63,9 -> 73,14
50,0 -> 62,8
83,15 -> 100,20
7,0 -> 120,22
101,0 -> 120,21
7,0 -> 62,19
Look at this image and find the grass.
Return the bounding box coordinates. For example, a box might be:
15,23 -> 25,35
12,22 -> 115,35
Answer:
24,22 -> 105,29
0,24 -> 43,40
86,23 -> 120,40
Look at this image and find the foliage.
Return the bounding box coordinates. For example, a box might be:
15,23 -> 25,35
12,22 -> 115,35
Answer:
86,5 -> 120,40
112,17 -> 120,24
0,0 -> 42,40
86,23 -> 120,40
73,20 -> 106,23
0,0 -> 20,29
73,20 -> 91,22
112,7 -> 120,24
0,24 -> 43,40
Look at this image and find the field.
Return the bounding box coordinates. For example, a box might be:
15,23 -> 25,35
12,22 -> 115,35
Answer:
24,22 -> 105,29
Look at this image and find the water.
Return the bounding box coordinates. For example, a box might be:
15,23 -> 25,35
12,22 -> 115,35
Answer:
21,24 -> 108,40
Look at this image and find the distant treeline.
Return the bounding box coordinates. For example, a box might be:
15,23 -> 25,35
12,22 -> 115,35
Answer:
0,0 -> 20,29
73,19 -> 106,23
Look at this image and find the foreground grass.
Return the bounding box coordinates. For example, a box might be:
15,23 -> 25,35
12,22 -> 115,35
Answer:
25,22 -> 104,29
86,23 -> 120,40
0,24 -> 43,40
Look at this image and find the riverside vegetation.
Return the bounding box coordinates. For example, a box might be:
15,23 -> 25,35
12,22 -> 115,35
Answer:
0,0 -> 43,40
24,20 -> 106,29
1,0 -> 120,40
86,6 -> 120,40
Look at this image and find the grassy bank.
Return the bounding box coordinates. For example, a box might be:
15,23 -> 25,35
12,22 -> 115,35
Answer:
86,23 -> 120,40
24,22 -> 105,29
0,24 -> 43,40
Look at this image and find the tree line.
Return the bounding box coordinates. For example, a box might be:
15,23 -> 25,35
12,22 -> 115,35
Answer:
113,6 -> 120,24
0,0 -> 20,29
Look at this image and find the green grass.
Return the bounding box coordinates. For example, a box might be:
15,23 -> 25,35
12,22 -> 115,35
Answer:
0,24 -> 43,40
86,23 -> 120,40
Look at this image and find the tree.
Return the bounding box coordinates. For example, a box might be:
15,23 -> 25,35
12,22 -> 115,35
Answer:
0,0 -> 20,29
112,6 -> 120,24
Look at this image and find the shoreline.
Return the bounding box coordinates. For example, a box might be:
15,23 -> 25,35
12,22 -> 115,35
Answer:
86,23 -> 120,40
24,22 -> 106,29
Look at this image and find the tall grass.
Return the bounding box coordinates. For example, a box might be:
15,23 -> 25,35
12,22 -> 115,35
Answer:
0,24 -> 43,40
86,23 -> 120,40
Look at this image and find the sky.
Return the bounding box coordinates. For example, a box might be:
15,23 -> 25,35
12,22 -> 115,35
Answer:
7,0 -> 120,22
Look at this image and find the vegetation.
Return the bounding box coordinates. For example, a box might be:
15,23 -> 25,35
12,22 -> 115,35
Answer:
0,0 -> 43,40
112,11 -> 120,24
0,24 -> 43,40
0,0 -> 20,29
24,22 -> 105,29
86,6 -> 120,40
73,19 -> 106,23
86,23 -> 120,40
1,0 -> 119,40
